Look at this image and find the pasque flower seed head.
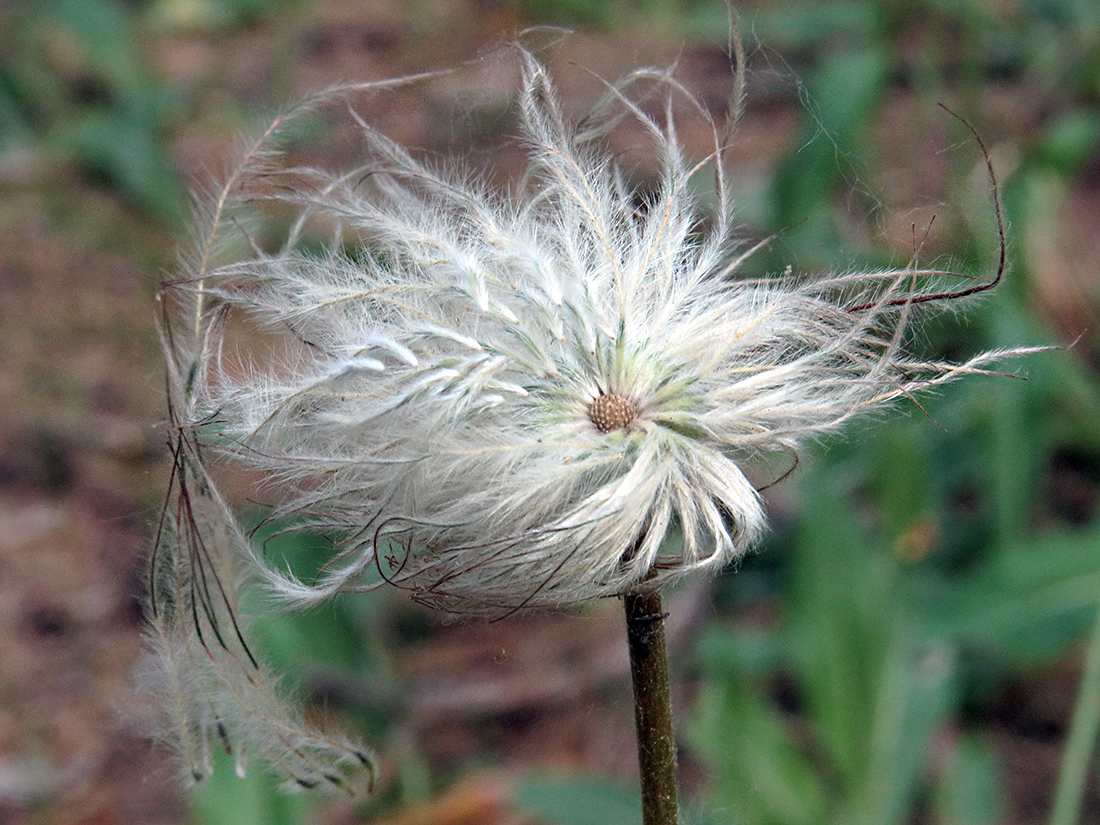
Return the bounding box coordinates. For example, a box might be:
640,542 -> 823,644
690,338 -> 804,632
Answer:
589,393 -> 637,433
146,42 -> 1033,790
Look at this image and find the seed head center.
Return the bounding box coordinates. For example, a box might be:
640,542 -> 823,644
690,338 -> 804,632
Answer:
588,393 -> 636,433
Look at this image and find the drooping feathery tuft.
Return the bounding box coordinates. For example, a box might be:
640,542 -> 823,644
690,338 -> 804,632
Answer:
148,40 -> 1035,788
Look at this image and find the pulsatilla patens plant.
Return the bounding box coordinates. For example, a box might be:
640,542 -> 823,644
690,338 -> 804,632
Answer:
148,44 -> 1028,793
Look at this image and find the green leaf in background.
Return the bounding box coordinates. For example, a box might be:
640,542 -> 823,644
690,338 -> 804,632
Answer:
1035,109 -> 1100,175
48,0 -> 188,224
986,349 -> 1045,547
0,0 -> 189,223
786,464 -> 890,791
0,69 -> 35,151
499,0 -> 614,26
942,527 -> 1100,664
514,775 -> 642,825
771,44 -> 890,264
146,0 -> 303,31
690,677 -> 828,825
692,474 -> 963,825
851,637 -> 956,825
933,734 -> 1007,825
51,0 -> 156,105
196,750 -> 316,825
693,623 -> 785,680
870,424 -> 935,542
242,525 -> 398,726
52,109 -> 186,224
745,1 -> 882,52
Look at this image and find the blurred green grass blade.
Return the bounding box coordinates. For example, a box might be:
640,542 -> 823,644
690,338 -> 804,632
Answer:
1035,109 -> 1100,174
788,470 -> 888,788
251,603 -> 369,676
1029,0 -> 1100,30
871,425 -> 933,540
855,639 -> 956,825
51,110 -> 186,224
771,45 -> 889,261
934,734 -> 1007,825
745,1 -> 882,50
986,346 -> 1038,546
506,0 -> 613,25
197,750 -> 314,825
514,775 -> 642,825
1049,599 -> 1100,825
0,69 -> 35,149
1040,347 -> 1100,454
903,525 -> 1100,664
679,3 -> 739,41
690,680 -> 828,825
949,290 -> 1058,548
147,0 -> 302,30
694,623 -> 785,678
973,531 -> 1100,651
237,526 -> 397,732
805,46 -> 890,139
51,0 -> 155,103
1004,170 -> 1100,449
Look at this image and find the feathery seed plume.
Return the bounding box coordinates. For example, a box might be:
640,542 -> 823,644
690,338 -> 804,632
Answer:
147,43 -> 1029,790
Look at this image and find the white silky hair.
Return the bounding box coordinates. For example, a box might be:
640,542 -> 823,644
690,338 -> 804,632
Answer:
147,41 -> 1031,789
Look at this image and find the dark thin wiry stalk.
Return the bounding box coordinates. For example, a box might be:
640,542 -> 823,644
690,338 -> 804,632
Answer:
625,585 -> 678,825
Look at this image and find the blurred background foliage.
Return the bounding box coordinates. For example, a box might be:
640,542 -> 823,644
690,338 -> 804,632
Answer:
3,0 -> 1100,824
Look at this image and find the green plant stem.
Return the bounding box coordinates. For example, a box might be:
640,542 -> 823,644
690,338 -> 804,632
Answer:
1049,599 -> 1100,825
624,586 -> 679,825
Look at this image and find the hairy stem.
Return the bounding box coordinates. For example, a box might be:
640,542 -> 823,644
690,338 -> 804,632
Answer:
625,586 -> 679,825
